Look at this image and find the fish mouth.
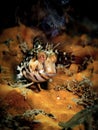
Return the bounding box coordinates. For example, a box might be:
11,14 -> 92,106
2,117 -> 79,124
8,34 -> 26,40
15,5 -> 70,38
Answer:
46,72 -> 56,77
39,70 -> 56,77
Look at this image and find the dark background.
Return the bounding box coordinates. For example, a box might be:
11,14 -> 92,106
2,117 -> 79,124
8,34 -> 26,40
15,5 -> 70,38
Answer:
0,0 -> 98,30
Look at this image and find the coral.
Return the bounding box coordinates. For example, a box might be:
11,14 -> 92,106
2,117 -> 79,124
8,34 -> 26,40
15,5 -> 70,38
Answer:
59,105 -> 98,130
0,99 -> 56,130
0,107 -> 40,130
0,24 -> 98,130
54,77 -> 98,107
16,35 -> 29,54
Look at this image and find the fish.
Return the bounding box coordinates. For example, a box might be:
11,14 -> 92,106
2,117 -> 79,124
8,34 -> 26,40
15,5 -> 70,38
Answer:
16,36 -> 57,88
16,36 -> 76,89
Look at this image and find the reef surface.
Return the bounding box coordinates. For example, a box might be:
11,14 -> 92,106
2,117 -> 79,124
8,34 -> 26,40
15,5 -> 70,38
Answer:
0,24 -> 98,130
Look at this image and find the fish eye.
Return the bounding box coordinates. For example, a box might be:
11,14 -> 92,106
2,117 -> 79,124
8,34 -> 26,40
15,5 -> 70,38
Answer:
16,70 -> 20,74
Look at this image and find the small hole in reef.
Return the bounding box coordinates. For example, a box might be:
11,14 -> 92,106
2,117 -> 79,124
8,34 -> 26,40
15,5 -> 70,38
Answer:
2,51 -> 6,55
2,51 -> 9,55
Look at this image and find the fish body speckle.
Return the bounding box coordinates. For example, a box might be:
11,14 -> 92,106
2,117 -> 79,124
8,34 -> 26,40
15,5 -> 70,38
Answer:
16,37 -> 57,85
